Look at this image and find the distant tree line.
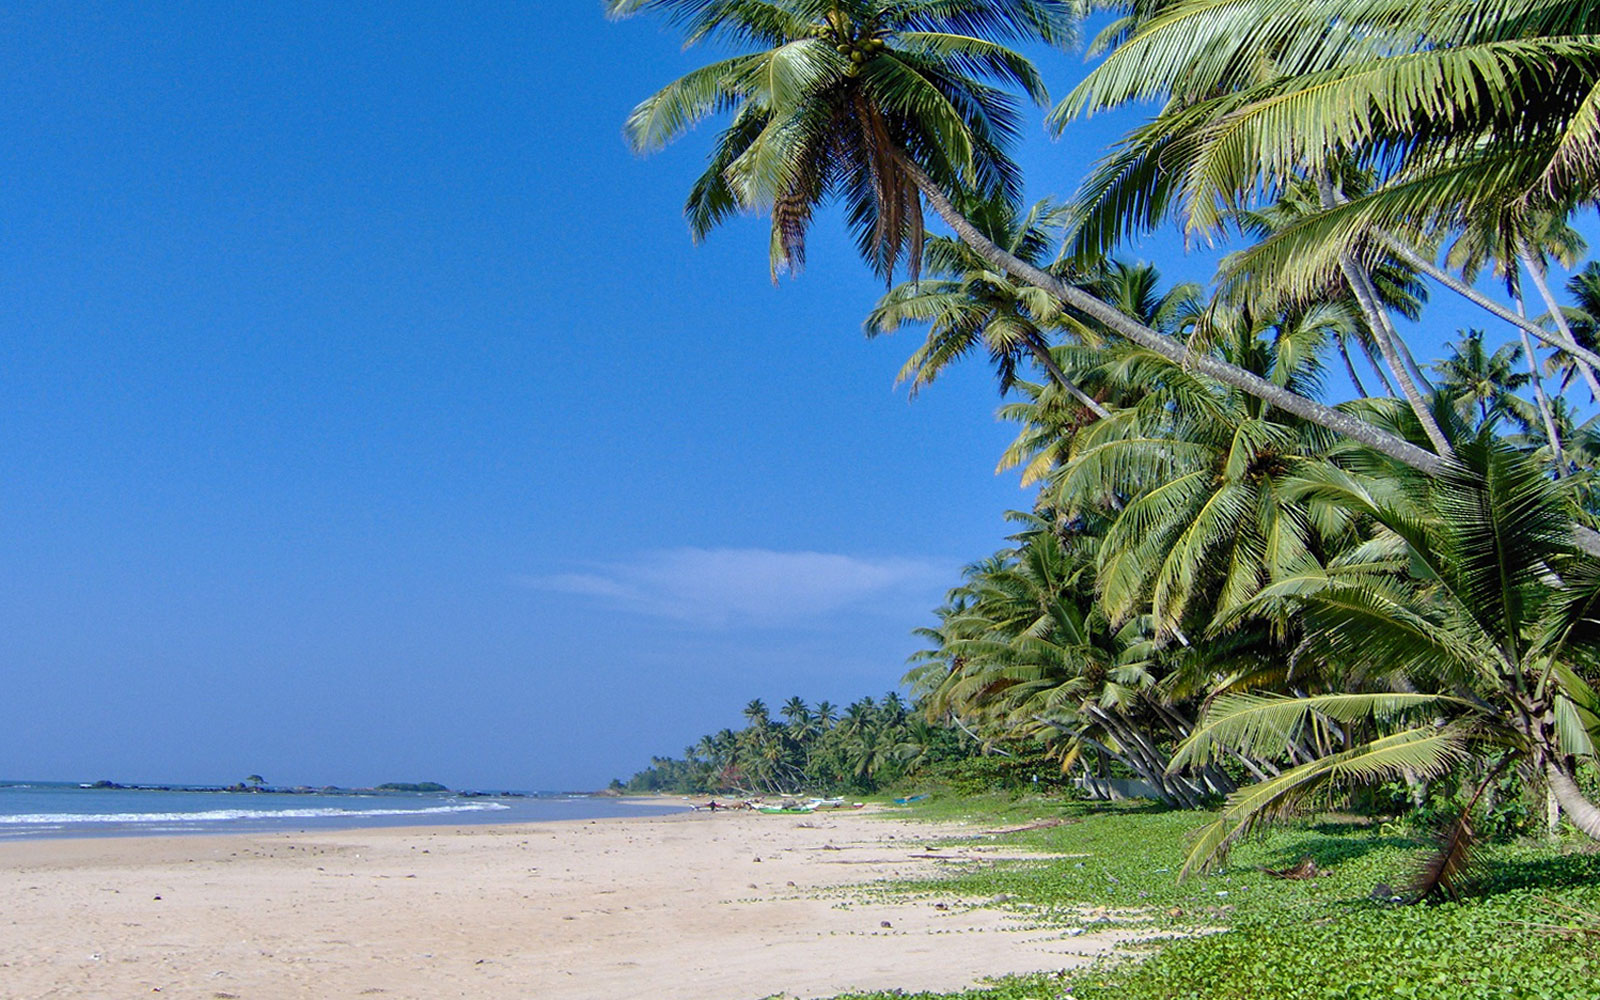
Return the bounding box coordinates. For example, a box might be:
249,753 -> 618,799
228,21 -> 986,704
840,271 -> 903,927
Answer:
615,693 -> 1040,796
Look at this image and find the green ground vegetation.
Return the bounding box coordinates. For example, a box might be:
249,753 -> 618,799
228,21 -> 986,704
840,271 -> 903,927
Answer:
833,796 -> 1600,1000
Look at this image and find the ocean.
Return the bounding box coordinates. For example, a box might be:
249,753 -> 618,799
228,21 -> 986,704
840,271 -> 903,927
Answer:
0,781 -> 684,840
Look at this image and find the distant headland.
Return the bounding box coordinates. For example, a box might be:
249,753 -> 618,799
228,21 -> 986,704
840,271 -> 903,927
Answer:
76,779 -> 527,798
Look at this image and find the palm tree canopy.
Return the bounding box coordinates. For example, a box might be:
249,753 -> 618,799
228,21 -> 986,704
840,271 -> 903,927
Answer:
1054,0 -> 1600,297
1178,436 -> 1600,873
865,197 -> 1082,392
607,0 -> 1075,278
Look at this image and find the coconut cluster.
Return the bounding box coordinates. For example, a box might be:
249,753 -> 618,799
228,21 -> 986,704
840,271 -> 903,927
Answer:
810,21 -> 887,77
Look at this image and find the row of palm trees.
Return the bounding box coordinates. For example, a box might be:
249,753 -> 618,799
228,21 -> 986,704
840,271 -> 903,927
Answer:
616,693 -> 971,795
608,0 -> 1600,874
903,283 -> 1600,869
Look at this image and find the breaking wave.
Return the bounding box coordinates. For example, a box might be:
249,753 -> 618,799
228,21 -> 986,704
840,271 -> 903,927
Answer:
0,801 -> 513,825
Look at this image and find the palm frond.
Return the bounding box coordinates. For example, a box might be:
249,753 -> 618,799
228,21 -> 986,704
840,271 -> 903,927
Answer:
1407,811 -> 1485,903
1181,724 -> 1472,877
1172,691 -> 1462,770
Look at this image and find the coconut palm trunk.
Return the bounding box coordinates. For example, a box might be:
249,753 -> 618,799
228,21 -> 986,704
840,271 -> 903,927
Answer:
1515,313 -> 1564,472
1355,332 -> 1400,397
1338,251 -> 1453,453
1337,331 -> 1400,399
1045,710 -> 1203,808
906,163 -> 1600,560
899,157 -> 1452,474
1519,247 -> 1600,401
1545,761 -> 1600,839
1375,229 -> 1600,387
1024,336 -> 1111,419
1313,176 -> 1453,454
1337,338 -> 1370,397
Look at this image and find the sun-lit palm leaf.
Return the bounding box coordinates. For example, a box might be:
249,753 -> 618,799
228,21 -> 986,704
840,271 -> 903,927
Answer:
1299,579 -> 1505,688
1430,438 -> 1573,657
1165,39 -> 1600,234
1172,691 -> 1468,770
1180,724 -> 1473,876
623,54 -> 768,153
1551,662 -> 1600,756
892,31 -> 1052,103
605,0 -> 811,48
1053,0 -> 1600,312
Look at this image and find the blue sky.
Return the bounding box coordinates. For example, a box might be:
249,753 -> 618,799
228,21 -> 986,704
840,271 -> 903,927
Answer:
0,3 -> 1586,790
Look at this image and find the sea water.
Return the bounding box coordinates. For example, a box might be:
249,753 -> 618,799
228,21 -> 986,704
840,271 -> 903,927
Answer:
0,781 -> 682,840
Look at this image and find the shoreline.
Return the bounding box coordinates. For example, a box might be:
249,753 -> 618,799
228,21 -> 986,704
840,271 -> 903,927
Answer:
0,806 -> 1130,999
0,790 -> 691,844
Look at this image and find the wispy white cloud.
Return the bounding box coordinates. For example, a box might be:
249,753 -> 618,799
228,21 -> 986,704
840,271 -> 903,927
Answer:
520,548 -> 948,628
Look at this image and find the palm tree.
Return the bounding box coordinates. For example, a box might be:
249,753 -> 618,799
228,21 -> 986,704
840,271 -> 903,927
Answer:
780,695 -> 821,745
1174,437 -> 1600,874
1052,0 -> 1600,435
779,695 -> 810,724
607,0 -> 1071,279
813,700 -> 838,730
838,697 -> 877,738
989,259 -> 1204,488
893,716 -> 948,773
610,0 -> 1464,484
1433,330 -> 1531,429
878,690 -> 909,724
844,722 -> 898,780
742,698 -> 771,728
1083,258 -> 1202,338
1504,393 -> 1592,478
1041,305 -> 1362,637
865,197 -> 1110,416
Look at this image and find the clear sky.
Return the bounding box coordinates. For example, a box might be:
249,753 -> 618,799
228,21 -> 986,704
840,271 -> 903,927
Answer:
0,3 -> 1585,791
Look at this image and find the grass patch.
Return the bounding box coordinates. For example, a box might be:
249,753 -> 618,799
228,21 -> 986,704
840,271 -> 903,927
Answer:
835,797 -> 1600,1000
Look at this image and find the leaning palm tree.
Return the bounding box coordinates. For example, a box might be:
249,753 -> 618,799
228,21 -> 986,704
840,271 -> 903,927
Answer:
866,197 -> 1110,416
1174,437 -> 1600,875
609,0 -> 1466,483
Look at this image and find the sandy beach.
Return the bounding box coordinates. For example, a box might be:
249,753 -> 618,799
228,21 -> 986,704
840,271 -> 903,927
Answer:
0,807 -> 1130,1000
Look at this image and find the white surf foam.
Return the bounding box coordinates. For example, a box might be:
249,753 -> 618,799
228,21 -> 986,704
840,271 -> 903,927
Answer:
0,801 -> 513,825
